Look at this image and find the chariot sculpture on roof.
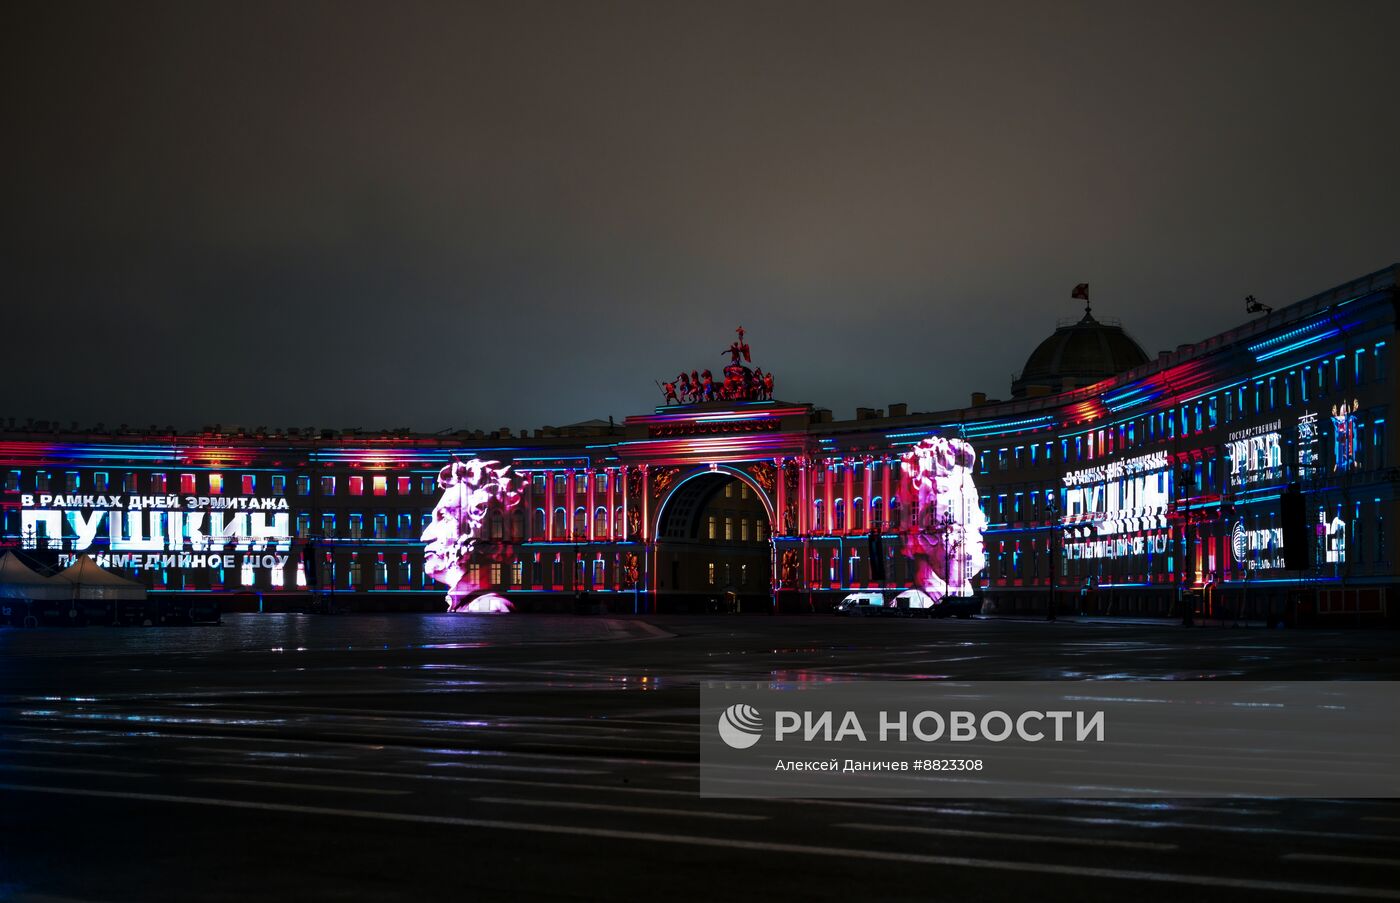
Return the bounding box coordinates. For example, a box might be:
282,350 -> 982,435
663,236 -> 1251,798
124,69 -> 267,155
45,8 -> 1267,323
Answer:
660,326 -> 774,404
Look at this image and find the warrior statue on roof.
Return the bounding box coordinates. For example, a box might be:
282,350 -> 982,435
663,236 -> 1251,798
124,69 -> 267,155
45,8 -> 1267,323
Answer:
723,326 -> 752,364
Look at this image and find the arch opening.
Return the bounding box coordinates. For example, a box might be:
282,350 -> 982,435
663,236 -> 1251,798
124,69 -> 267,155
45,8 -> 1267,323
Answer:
651,469 -> 772,613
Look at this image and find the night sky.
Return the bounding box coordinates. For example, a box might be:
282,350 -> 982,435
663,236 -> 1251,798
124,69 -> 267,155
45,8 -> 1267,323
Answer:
8,1 -> 1399,435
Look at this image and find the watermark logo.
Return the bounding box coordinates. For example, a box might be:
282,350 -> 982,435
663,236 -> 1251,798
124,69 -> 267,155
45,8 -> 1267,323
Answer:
717,703 -> 763,749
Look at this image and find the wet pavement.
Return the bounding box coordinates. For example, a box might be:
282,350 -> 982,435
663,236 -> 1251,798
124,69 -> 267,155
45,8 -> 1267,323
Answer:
1,614 -> 1397,902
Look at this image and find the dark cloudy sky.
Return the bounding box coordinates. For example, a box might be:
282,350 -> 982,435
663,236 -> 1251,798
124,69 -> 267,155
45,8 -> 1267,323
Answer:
8,1 -> 1399,433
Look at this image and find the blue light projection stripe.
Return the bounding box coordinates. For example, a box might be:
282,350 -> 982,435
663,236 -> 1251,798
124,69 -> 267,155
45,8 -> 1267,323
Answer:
1253,328 -> 1341,362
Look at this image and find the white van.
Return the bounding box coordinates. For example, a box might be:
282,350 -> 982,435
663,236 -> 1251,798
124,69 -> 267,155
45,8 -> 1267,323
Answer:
834,592 -> 889,616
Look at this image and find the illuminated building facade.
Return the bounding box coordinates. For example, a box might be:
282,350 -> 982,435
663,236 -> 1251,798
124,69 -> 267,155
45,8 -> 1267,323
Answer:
2,265 -> 1395,621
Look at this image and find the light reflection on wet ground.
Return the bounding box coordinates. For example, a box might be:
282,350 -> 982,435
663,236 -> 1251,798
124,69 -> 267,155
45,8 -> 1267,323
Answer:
1,615 -> 1398,902
0,612 -> 635,658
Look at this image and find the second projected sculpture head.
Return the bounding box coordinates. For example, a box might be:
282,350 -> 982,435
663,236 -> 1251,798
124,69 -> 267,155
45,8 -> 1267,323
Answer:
897,436 -> 988,601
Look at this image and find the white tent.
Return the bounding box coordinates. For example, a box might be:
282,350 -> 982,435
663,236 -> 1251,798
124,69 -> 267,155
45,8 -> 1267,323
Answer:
0,551 -> 66,600
52,555 -> 148,601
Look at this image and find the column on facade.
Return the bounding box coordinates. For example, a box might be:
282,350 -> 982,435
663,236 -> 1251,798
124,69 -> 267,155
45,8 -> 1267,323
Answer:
641,465 -> 650,541
856,462 -> 868,532
880,458 -> 891,530
586,466 -> 596,541
621,465 -> 629,541
774,457 -> 786,536
800,459 -> 812,534
606,467 -> 616,540
817,462 -> 828,532
545,470 -> 555,541
843,461 -> 854,535
566,470 -> 577,541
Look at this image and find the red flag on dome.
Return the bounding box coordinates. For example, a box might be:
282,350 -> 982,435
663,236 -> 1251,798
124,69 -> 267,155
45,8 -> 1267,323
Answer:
1071,283 -> 1089,300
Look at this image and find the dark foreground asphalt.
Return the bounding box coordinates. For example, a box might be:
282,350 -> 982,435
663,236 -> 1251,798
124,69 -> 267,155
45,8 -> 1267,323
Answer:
1,614 -> 1397,903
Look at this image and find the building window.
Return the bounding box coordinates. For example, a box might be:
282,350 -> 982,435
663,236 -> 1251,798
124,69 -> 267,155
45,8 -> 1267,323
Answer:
151,473 -> 167,493
373,513 -> 387,538
320,476 -> 336,496
348,514 -> 363,539
65,471 -> 79,491
421,476 -> 436,495
740,518 -> 749,541
708,562 -> 716,585
271,475 -> 285,495
373,476 -> 387,497
707,516 -> 717,539
4,470 -> 19,492
756,520 -> 766,542
242,474 -> 256,494
322,513 -> 336,538
375,556 -> 389,588
511,560 -> 524,586
725,483 -> 734,498
296,475 -> 310,495
208,473 -> 222,494
397,476 -> 412,495
490,562 -> 503,586
349,476 -> 364,496
92,472 -> 108,491
724,516 -> 733,540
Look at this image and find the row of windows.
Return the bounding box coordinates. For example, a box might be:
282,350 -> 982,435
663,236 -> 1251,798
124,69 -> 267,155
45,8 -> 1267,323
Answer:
706,562 -> 754,586
808,496 -> 902,533
118,550 -> 645,592
705,514 -> 767,542
988,415 -> 1387,526
984,501 -> 1388,585
983,342 -> 1389,473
